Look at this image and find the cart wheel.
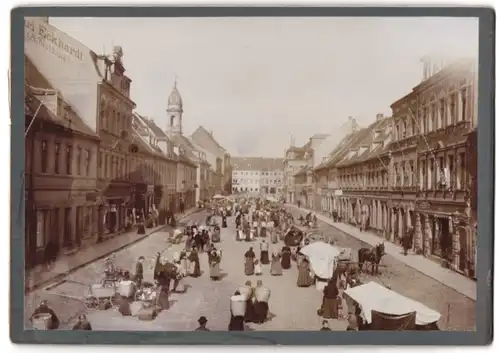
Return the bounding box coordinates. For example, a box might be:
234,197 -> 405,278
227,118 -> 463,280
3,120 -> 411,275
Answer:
84,296 -> 98,309
110,294 -> 120,307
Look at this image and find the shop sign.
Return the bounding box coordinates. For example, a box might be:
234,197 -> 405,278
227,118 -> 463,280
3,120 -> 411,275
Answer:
418,201 -> 431,209
334,189 -> 343,196
25,18 -> 84,63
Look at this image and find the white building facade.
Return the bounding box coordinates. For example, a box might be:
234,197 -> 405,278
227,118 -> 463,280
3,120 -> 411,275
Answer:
231,157 -> 284,195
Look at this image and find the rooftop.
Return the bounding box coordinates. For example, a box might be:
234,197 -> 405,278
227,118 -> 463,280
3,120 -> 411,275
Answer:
232,157 -> 284,171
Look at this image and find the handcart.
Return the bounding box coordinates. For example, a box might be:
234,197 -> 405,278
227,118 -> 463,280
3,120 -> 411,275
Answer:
84,282 -> 119,309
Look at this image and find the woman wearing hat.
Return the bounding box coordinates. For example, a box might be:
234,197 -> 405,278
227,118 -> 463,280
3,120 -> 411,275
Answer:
30,300 -> 60,330
72,314 -> 92,330
195,316 -> 210,331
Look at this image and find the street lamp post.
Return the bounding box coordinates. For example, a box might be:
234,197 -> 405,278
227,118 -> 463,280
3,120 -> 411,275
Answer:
451,210 -> 461,271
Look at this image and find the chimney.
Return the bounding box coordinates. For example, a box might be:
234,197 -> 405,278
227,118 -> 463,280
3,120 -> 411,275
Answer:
348,116 -> 357,132
376,113 -> 384,121
210,130 -> 213,137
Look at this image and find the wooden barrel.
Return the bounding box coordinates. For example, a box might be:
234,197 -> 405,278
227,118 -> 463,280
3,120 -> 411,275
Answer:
230,295 -> 247,316
254,287 -> 271,302
32,313 -> 52,330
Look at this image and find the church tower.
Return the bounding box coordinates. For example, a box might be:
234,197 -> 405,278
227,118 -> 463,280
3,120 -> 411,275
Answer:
167,79 -> 183,137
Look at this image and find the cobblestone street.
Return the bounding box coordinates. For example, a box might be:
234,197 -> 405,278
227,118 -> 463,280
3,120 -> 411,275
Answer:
285,206 -> 476,331
27,209 -> 475,331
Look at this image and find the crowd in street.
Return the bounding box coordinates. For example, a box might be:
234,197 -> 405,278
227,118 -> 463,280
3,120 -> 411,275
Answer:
29,195 -> 370,332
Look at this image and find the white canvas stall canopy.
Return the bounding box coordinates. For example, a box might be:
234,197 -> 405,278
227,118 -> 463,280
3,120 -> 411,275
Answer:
212,194 -> 226,200
265,195 -> 278,202
344,281 -> 441,326
299,241 -> 341,280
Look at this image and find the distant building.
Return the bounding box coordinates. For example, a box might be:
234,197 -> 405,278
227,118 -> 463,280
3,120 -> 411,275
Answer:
231,157 -> 284,195
190,126 -> 232,195
165,81 -> 212,204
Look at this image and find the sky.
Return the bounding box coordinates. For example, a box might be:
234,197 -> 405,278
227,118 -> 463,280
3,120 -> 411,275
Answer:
50,16 -> 478,158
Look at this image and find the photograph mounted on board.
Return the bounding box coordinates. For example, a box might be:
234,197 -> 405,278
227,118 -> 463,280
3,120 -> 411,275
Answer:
22,15 -> 478,332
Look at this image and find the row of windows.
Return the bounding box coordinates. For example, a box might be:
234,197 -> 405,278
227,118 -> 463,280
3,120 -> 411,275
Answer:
334,152 -> 466,191
98,150 -> 177,185
419,153 -> 467,190
233,171 -> 283,177
35,206 -> 94,249
232,187 -> 283,193
394,87 -> 470,141
39,140 -> 92,177
232,178 -> 282,185
100,100 -> 132,137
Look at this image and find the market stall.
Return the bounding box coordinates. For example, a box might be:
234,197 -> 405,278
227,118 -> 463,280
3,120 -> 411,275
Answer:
300,241 -> 341,291
344,281 -> 441,330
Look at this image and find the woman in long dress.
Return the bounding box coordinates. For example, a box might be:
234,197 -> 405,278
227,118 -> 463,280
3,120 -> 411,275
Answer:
270,228 -> 278,244
178,251 -> 188,277
270,252 -> 283,276
253,280 -> 270,324
296,258 -> 313,287
320,277 -> 339,319
281,246 -> 292,270
188,247 -> 202,277
229,290 -> 245,331
244,247 -> 256,276
243,281 -> 255,323
260,240 -> 270,265
209,250 -> 221,280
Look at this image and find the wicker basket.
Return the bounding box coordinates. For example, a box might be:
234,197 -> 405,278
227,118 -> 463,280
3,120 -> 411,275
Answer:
254,287 -> 271,302
230,295 -> 247,316
32,313 -> 52,330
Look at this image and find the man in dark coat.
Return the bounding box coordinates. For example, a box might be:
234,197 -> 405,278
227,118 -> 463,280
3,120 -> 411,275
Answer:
195,316 -> 210,331
135,256 -> 145,287
402,227 -> 414,256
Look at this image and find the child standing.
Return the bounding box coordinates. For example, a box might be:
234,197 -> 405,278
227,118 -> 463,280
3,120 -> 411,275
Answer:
254,260 -> 262,276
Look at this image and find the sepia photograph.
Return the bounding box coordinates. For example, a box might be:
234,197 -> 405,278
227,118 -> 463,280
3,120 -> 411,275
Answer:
22,14 -> 479,333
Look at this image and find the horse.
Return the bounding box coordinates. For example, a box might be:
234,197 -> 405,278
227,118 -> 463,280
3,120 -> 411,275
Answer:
358,242 -> 385,275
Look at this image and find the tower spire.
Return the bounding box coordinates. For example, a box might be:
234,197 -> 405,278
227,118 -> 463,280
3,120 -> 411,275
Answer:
174,75 -> 178,89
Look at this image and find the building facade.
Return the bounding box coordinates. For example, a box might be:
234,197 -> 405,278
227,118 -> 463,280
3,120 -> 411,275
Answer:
335,116 -> 393,235
94,47 -> 137,239
283,145 -> 309,204
165,82 -> 212,205
413,56 -> 477,277
297,57 -> 478,279
231,157 -> 284,194
135,114 -> 178,213
190,126 -> 232,195
24,57 -> 100,268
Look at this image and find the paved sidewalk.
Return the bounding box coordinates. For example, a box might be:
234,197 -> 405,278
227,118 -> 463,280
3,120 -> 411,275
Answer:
25,208 -> 201,293
286,204 -> 476,301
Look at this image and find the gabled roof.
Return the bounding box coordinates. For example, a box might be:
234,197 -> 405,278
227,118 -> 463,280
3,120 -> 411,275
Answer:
336,117 -> 392,167
313,130 -> 367,171
24,55 -> 98,139
142,117 -> 167,138
311,133 -> 330,140
131,128 -> 157,155
170,134 -> 211,166
231,157 -> 284,171
190,126 -> 227,156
